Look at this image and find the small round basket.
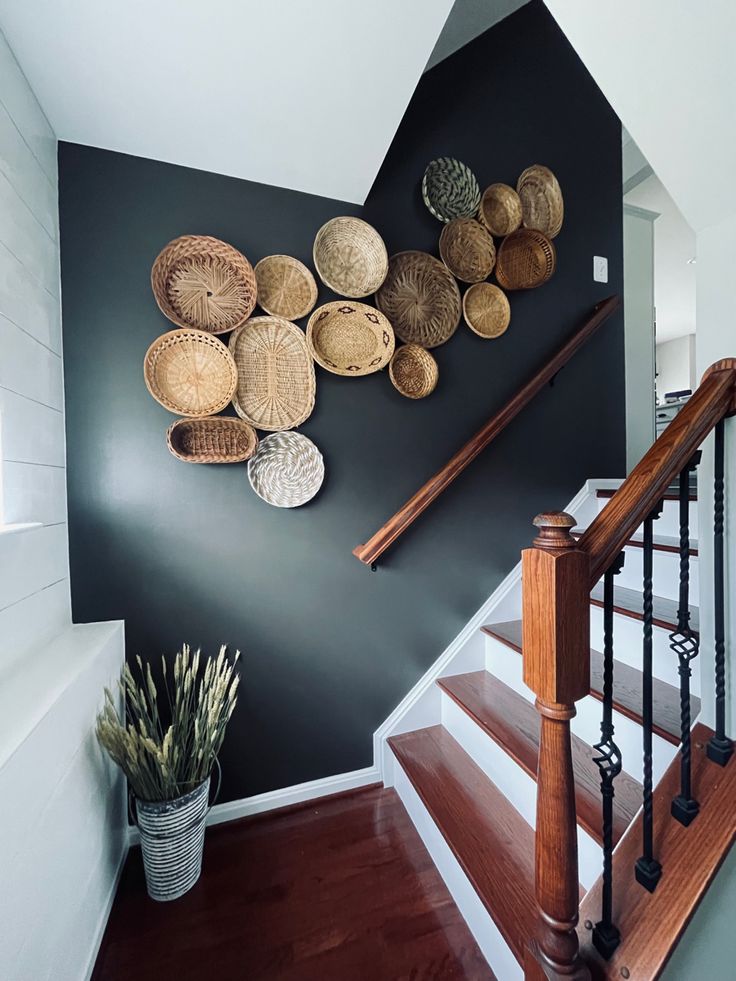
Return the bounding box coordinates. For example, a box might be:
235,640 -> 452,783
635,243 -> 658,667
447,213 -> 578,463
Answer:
166,417 -> 258,463
248,431 -> 324,508
389,345 -> 438,399
422,157 -> 481,223
151,235 -> 257,334
517,165 -> 564,239
375,251 -> 461,349
439,218 -> 496,283
479,183 -> 523,237
463,283 -> 511,339
307,302 -> 394,376
144,330 -> 238,416
495,229 -> 556,290
313,217 -> 388,297
254,255 -> 318,320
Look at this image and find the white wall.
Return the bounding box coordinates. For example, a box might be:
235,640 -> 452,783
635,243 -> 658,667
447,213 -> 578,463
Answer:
623,205 -> 655,472
656,334 -> 696,401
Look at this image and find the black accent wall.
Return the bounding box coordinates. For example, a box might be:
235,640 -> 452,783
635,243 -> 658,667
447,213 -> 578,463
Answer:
59,1 -> 625,803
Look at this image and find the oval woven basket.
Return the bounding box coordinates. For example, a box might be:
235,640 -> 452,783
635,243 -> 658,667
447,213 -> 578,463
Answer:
439,218 -> 496,283
462,283 -> 511,339
495,229 -> 556,290
166,417 -> 258,463
254,255 -> 318,320
306,302 -> 394,376
479,183 -> 523,237
422,157 -> 481,223
517,165 -> 564,239
229,316 -> 316,432
313,217 -> 388,298
389,344 -> 438,399
144,330 -> 238,416
151,235 -> 257,334
375,251 -> 461,349
248,431 -> 324,508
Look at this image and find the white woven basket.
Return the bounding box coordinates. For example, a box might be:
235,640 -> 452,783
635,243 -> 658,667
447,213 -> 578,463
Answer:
247,431 -> 324,508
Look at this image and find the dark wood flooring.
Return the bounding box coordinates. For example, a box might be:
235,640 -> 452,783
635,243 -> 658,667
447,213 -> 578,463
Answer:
92,786 -> 494,981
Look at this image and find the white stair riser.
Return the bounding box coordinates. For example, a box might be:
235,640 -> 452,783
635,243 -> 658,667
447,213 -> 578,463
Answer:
597,496 -> 698,539
608,545 -> 699,603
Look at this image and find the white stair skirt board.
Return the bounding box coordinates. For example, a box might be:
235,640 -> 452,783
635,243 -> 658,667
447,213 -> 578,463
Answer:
596,493 -> 699,540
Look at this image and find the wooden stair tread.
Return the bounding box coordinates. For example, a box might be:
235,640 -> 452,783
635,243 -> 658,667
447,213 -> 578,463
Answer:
596,488 -> 697,502
590,583 -> 699,635
389,725 -> 536,964
579,723 -> 736,979
574,529 -> 698,556
438,671 -> 642,846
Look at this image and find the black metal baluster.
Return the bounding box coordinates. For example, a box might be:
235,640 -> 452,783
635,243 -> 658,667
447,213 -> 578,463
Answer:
592,551 -> 625,960
708,419 -> 733,766
671,453 -> 702,825
635,503 -> 663,892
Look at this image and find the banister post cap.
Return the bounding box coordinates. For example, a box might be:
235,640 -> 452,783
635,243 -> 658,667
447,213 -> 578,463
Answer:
532,511 -> 577,549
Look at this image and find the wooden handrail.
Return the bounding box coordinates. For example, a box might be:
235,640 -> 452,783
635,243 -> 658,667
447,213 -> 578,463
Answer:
353,294 -> 621,566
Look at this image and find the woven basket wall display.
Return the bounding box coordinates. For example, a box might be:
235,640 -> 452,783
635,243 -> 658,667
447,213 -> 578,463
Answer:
375,251 -> 461,349
479,183 -> 523,237
248,431 -> 324,508
313,217 -> 388,297
463,283 -> 511,339
422,157 -> 481,223
306,302 -> 394,376
144,330 -> 238,417
517,165 -> 564,239
229,316 -> 316,432
166,417 -> 258,464
151,235 -> 257,334
254,255 -> 318,320
389,345 -> 438,399
439,218 -> 496,283
495,229 -> 556,290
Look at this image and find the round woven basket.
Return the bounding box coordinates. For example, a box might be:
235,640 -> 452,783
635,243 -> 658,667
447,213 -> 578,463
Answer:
439,218 -> 496,283
254,255 -> 317,320
375,251 -> 461,349
144,330 -> 238,416
422,157 -> 481,223
496,229 -> 556,290
151,235 -> 257,334
229,316 -> 316,431
313,217 -> 388,298
306,302 -> 394,376
166,417 -> 258,463
479,183 -> 523,237
248,431 -> 324,508
462,283 -> 511,339
517,165 -> 564,239
389,345 -> 438,399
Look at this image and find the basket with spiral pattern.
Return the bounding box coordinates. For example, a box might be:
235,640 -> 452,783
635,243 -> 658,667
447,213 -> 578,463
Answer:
439,218 -> 496,283
389,344 -> 438,399
478,183 -> 523,237
495,229 -> 556,290
144,329 -> 238,416
254,255 -> 318,320
151,235 -> 257,334
247,431 -> 324,508
313,217 -> 388,298
517,165 -> 564,239
306,302 -> 394,376
422,157 -> 481,223
462,283 -> 511,339
166,417 -> 258,463
375,251 -> 461,349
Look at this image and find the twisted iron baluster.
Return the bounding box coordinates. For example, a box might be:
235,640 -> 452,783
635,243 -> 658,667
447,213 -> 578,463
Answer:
708,420 -> 733,766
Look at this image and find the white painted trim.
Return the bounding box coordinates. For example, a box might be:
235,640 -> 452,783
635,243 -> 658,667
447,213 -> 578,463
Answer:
82,840 -> 128,981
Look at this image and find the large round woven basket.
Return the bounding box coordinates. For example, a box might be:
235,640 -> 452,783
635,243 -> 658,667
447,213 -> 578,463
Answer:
229,316 -> 316,431
306,302 -> 394,376
375,251 -> 461,349
479,183 -> 523,237
496,229 -> 556,290
248,431 -> 324,508
166,417 -> 258,464
151,235 -> 257,334
313,217 -> 388,298
254,255 -> 318,320
462,283 -> 511,339
389,344 -> 438,399
439,218 -> 496,283
517,165 -> 564,239
422,157 -> 481,223
144,330 -> 238,416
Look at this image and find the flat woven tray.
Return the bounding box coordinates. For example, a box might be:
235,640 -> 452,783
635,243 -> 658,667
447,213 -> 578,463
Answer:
248,431 -> 324,508
375,251 -> 461,349
517,165 -> 564,239
144,329 -> 238,416
166,417 -> 258,463
254,254 -> 318,320
462,282 -> 511,339
313,217 -> 388,298
422,157 -> 481,223
307,302 -> 394,376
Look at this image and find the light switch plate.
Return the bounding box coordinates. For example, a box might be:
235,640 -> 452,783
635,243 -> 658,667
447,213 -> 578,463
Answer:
593,255 -> 608,283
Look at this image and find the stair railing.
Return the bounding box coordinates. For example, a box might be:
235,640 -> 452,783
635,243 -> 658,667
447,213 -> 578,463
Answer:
523,359 -> 736,980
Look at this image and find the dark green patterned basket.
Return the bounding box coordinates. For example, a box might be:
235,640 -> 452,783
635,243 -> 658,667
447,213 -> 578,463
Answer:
422,157 -> 481,223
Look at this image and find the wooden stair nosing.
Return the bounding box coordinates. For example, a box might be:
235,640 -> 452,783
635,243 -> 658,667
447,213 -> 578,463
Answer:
596,488 -> 697,502
590,583 -> 699,637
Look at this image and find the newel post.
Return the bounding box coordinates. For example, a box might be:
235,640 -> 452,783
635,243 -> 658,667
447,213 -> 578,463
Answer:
522,512 -> 591,981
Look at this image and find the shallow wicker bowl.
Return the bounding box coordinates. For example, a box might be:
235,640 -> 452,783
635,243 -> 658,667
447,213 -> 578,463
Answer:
144,329 -> 238,416
229,316 -> 315,432
479,183 -> 523,237
307,302 -> 394,376
517,165 -> 564,239
375,251 -> 461,349
254,255 -> 318,320
439,218 -> 496,283
151,235 -> 257,334
496,229 -> 556,290
422,157 -> 481,223
389,344 -> 439,399
313,217 -> 388,298
462,283 -> 511,339
166,417 -> 258,463
248,431 -> 324,508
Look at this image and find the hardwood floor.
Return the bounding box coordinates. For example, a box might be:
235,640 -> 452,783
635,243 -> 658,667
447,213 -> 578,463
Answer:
92,786 -> 494,981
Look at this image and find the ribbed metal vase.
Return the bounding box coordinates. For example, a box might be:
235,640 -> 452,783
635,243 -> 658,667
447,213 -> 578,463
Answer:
136,777 -> 209,902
